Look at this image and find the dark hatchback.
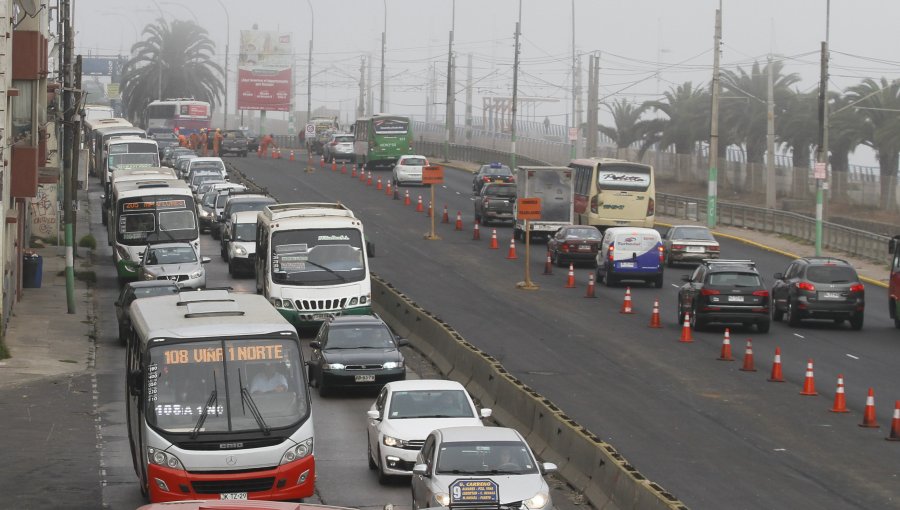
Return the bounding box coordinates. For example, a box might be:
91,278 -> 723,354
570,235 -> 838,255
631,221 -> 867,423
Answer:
473,163 -> 515,194
308,315 -> 407,396
474,182 -> 516,225
677,259 -> 770,333
548,225 -> 603,267
114,281 -> 180,344
771,257 -> 865,330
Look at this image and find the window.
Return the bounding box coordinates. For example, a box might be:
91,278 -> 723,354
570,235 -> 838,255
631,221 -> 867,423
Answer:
708,272 -> 761,287
597,164 -> 652,192
806,265 -> 857,284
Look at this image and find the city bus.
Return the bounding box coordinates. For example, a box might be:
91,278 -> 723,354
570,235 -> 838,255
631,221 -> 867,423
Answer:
92,125 -> 148,181
256,203 -> 373,329
569,158 -> 656,229
103,137 -> 160,194
143,98 -> 211,131
888,236 -> 900,329
352,114 -> 412,171
126,290 -> 315,502
102,167 -> 179,225
83,117 -> 132,175
108,179 -> 199,280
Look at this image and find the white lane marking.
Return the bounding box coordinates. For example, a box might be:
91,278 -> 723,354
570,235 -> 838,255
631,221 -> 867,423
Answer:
773,448 -> 786,452
793,333 -> 804,339
442,185 -> 448,189
846,354 -> 859,360
671,284 -> 679,288
456,191 -> 461,195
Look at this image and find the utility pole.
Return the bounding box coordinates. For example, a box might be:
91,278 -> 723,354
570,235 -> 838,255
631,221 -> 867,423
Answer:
465,53 -> 473,142
307,19 -> 313,130
72,55 -> 82,228
815,39 -> 829,256
357,56 -> 366,119
707,2 -> 722,228
380,31 -> 386,112
570,0 -> 577,159
510,1 -> 521,170
62,0 -> 75,313
575,54 -> 582,157
366,53 -> 373,116
765,55 -> 776,209
444,0 -> 455,162
586,54 -> 598,157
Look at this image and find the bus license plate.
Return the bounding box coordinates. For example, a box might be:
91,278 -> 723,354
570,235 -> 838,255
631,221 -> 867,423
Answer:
355,374 -> 376,383
220,493 -> 248,500
618,262 -> 635,268
313,313 -> 330,321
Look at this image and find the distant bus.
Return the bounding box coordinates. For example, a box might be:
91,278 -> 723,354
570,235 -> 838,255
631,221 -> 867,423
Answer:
103,137 -> 160,195
83,104 -> 116,123
126,290 -> 315,502
352,114 -> 412,171
83,118 -> 133,175
256,203 -> 373,329
569,158 -> 656,229
143,98 -> 211,131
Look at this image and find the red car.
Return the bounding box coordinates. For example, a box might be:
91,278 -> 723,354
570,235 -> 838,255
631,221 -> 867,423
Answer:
547,226 -> 603,267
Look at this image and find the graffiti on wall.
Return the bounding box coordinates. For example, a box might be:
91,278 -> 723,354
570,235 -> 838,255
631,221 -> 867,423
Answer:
30,183 -> 58,238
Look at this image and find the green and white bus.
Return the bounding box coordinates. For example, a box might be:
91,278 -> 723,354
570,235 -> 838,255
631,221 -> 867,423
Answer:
256,203 -> 373,329
352,114 -> 412,171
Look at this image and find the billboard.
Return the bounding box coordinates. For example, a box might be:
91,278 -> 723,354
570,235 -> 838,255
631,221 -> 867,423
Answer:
237,30 -> 293,112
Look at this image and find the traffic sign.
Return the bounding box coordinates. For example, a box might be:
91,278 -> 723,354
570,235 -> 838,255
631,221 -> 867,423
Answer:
568,127 -> 579,141
814,162 -> 826,180
422,165 -> 444,185
516,197 -> 542,220
305,123 -> 315,136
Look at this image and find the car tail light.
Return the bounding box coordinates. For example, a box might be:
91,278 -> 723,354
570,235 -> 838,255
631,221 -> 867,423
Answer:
483,176 -> 491,182
752,290 -> 769,297
709,245 -> 720,251
658,245 -> 664,263
796,281 -> 815,292
591,195 -> 599,214
849,283 -> 864,293
561,243 -> 570,253
509,176 -> 516,182
701,288 -> 720,296
673,244 -> 685,250
647,197 -> 655,216
330,141 -> 337,146
608,244 -> 614,262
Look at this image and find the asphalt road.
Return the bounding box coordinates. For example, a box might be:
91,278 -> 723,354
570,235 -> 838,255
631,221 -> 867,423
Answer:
228,153 -> 900,510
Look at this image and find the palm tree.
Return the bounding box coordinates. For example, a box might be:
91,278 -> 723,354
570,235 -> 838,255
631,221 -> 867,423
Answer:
598,99 -> 654,158
643,82 -> 710,155
827,93 -> 865,201
121,18 -> 223,123
776,89 -> 818,168
845,77 -> 900,210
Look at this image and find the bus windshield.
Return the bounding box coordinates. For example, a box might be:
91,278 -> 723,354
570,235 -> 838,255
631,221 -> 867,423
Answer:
146,338 -> 308,434
597,164 -> 652,192
108,153 -> 159,172
271,228 -> 366,285
118,196 -> 197,245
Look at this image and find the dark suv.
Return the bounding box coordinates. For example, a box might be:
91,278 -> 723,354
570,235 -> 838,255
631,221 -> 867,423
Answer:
771,257 -> 864,330
677,259 -> 770,332
220,130 -> 249,157
474,182 -> 516,225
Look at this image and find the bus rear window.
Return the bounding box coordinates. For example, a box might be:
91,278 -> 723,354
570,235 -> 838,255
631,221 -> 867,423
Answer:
597,165 -> 652,192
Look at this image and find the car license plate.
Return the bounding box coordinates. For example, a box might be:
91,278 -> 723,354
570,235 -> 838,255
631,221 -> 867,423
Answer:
686,246 -> 705,253
727,295 -> 744,302
618,261 -> 635,268
220,493 -> 248,500
821,292 -> 842,300
355,374 -> 376,383
578,244 -> 591,251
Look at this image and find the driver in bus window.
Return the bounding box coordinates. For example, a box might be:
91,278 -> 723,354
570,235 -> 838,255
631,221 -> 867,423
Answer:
250,362 -> 287,394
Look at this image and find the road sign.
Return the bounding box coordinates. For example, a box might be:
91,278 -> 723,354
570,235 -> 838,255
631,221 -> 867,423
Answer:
422,165 -> 444,185
814,162 -> 826,180
305,123 -> 315,136
516,197 -> 542,220
106,83 -> 120,99
568,127 -> 579,141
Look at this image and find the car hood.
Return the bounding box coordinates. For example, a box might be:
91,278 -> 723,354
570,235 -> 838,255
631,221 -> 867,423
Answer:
430,473 -> 548,503
323,348 -> 401,364
143,263 -> 201,276
381,417 -> 483,441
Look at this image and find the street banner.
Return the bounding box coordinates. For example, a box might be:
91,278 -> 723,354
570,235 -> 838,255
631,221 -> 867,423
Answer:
237,30 -> 293,112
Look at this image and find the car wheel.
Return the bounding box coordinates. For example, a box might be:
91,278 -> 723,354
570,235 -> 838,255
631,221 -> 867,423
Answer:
654,274 -> 664,288
786,299 -> 801,327
221,244 -> 228,260
690,307 -> 705,331
211,229 -> 220,241
101,208 -> 108,226
604,271 -> 617,287
377,447 -> 390,485
772,301 -> 784,322
228,259 -> 235,277
850,313 -> 864,331
367,433 -> 377,470
665,253 -> 673,268
118,323 -> 129,346
757,319 -> 771,333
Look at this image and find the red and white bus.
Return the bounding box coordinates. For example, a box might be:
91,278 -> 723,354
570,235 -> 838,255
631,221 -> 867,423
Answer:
144,99 -> 211,132
888,236 -> 900,328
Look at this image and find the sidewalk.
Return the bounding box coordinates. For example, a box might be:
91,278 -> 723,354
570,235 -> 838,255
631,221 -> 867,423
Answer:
0,200 -> 96,389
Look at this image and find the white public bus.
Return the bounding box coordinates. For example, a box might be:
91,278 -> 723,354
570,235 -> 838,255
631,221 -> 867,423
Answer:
103,136 -> 160,194
108,179 -> 199,280
569,158 -> 656,229
126,290 -> 315,502
102,167 -> 179,225
83,117 -> 132,175
256,203 -> 373,329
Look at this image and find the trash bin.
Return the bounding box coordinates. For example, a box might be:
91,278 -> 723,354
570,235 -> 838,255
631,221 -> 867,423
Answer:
22,253 -> 42,288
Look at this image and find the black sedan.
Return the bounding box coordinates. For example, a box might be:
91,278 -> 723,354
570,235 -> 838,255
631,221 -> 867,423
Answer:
308,315 -> 407,396
473,163 -> 515,194
771,257 -> 864,330
547,226 -> 603,267
114,281 -> 180,344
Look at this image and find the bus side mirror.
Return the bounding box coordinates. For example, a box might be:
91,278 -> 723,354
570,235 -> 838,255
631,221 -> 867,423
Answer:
129,370 -> 142,395
890,238 -> 897,255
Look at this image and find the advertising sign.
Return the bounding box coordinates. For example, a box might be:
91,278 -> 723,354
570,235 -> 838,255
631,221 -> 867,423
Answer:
237,30 -> 293,112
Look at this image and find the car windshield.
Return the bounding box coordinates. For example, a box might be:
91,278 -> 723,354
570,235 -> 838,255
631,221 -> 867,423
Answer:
228,199 -> 275,215
146,339 -> 307,434
325,325 -> 395,349
145,246 -> 197,265
202,192 -> 217,207
401,157 -> 426,166
388,389 -> 474,419
335,136 -> 354,143
234,223 -> 257,242
484,185 -> 516,197
673,227 -> 715,241
564,227 -> 602,239
708,272 -> 761,287
436,441 -> 537,475
481,165 -> 511,176
806,265 -> 857,284
225,131 -> 245,139
133,285 -> 179,299
270,228 -> 366,284
191,161 -> 225,173
192,174 -> 222,187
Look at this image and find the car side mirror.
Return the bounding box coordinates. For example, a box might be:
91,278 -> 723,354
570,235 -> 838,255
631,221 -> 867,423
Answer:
480,408 -> 492,419
412,464 -> 429,477
310,341 -> 321,350
367,410 -> 381,421
367,241 -> 375,258
201,257 -> 212,264
396,338 -> 409,347
680,274 -> 691,282
541,462 -> 558,474
773,272 -> 783,280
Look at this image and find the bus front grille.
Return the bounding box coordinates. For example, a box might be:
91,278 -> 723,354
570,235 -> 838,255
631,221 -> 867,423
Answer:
295,298 -> 348,311
191,477 -> 275,494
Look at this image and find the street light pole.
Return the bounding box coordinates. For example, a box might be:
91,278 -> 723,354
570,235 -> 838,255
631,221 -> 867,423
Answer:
307,0 -> 314,129
815,0 -> 831,256
380,0 -> 386,112
510,0 -> 522,171
149,0 -> 166,100
444,0 -> 455,162
707,1 -> 722,228
213,0 -> 230,129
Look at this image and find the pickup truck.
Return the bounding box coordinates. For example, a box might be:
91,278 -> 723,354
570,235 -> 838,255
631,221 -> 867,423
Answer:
220,130 -> 249,157
474,183 -> 516,226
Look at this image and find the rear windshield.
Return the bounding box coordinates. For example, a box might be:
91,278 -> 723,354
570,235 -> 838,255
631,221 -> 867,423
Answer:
672,227 -> 715,241
564,227 -> 603,239
484,185 -> 516,197
708,272 -> 761,287
597,164 -> 652,192
400,157 -> 426,166
806,265 -> 857,284
481,165 -> 512,176
334,136 -> 354,143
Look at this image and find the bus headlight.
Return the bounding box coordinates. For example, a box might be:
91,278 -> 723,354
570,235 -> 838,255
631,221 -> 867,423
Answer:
523,492 -> 550,509
147,447 -> 184,470
280,438 -> 313,465
281,300 -> 294,309
234,245 -> 247,256
360,294 -> 369,305
325,363 -> 346,370
270,298 -> 283,307
349,297 -> 359,306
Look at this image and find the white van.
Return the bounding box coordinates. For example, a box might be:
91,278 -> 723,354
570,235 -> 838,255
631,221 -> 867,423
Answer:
595,227 -> 665,288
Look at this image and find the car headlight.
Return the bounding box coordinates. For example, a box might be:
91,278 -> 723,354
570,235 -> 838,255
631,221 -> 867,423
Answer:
382,361 -> 403,369
142,272 -> 156,281
199,209 -> 210,218
523,492 -> 550,509
147,447 -> 184,470
325,363 -> 346,370
382,435 -> 406,447
189,269 -> 204,279
234,245 -> 248,256
280,437 -> 313,465
434,493 -> 451,506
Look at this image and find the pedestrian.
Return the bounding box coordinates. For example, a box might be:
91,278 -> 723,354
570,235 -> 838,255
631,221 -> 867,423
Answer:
199,129 -> 208,157
213,128 -> 223,157
543,116 -> 550,132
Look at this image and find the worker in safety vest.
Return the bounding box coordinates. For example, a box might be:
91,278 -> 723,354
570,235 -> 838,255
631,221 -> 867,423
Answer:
259,133 -> 276,158
213,128 -> 223,157
178,132 -> 188,147
199,129 -> 209,157
189,132 -> 199,150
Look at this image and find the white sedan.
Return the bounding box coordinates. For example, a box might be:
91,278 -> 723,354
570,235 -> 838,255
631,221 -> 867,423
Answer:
366,379 -> 491,483
392,155 -> 430,186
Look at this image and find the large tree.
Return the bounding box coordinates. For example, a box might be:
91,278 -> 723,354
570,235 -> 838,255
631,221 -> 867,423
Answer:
845,77 -> 900,210
121,18 -> 223,122
642,81 -> 710,155
827,93 -> 866,201
598,99 -> 655,158
776,89 -> 818,168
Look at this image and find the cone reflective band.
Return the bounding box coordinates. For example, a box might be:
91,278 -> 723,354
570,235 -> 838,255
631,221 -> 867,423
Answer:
620,287 -> 634,314
385,181 -> 392,196
376,178 -> 383,190
331,160 -> 336,171
679,312 -> 693,343
351,165 -> 357,178
506,238 -> 518,260
543,250 -> 553,275
441,206 -> 450,224
472,220 -> 481,240
455,211 -> 463,231
830,374 -> 849,413
416,196 -> 424,212
799,359 -> 817,395
404,191 -> 411,206
739,339 -> 756,371
859,388 -> 879,428
489,229 -> 499,249
767,346 -> 784,381
717,328 -> 733,360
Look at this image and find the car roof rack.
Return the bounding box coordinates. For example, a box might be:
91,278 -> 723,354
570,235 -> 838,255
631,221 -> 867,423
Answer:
703,259 -> 756,268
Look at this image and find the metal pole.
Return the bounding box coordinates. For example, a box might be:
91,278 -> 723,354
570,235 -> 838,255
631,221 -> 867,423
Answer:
707,3 -> 722,228
444,0 -> 455,162
307,0 -> 314,129
510,1 -> 521,170
214,0 -> 230,129
765,55 -> 776,209
571,0 -> 576,159
380,0 -> 386,112
815,1 -> 831,256
62,0 -> 75,313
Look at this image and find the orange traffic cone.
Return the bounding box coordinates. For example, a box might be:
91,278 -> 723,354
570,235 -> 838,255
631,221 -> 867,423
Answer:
619,287 -> 634,314
472,219 -> 481,240
648,299 -> 662,328
489,229 -> 499,249
376,178 -> 383,191
543,250 -> 553,275
455,211 -> 463,231
679,312 -> 693,343
799,359 -> 817,395
506,238 -> 518,260
403,190 -> 411,206
385,180 -> 392,196
717,328 -> 734,360
289,150 -> 295,161
564,263 -> 576,288
886,401 -> 900,441
272,148 -> 279,159
829,374 -> 849,413
351,165 -> 358,178
359,166 -> 366,181
331,160 -> 337,171
767,346 -> 784,381
393,184 -> 401,200
739,339 -> 756,371
320,155 -> 325,168
341,162 -> 347,174
441,205 -> 450,224
367,172 -> 374,186
585,273 -> 596,298
415,195 -> 424,212
859,388 -> 879,428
